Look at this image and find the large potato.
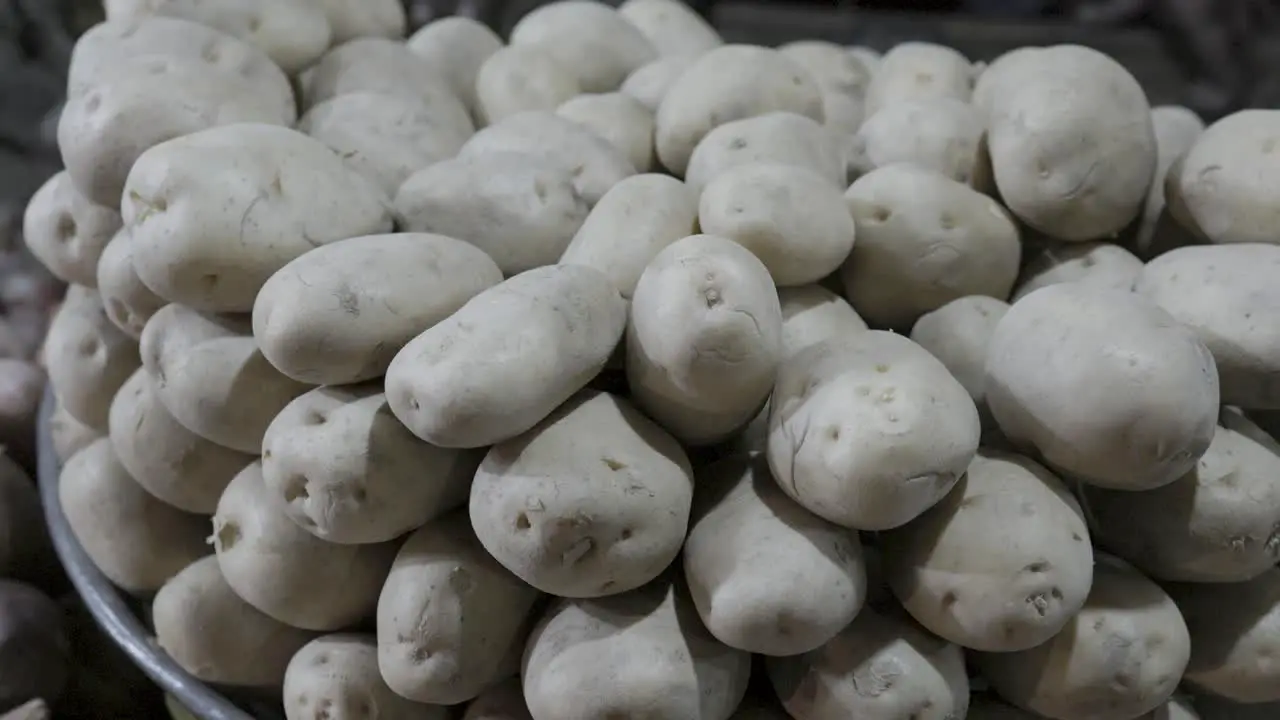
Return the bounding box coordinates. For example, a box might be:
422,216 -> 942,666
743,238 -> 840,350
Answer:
474,46 -> 581,126
509,0 -> 657,93
1011,241 -> 1143,302
522,578 -> 751,720
557,93 -> 655,172
840,163 -> 1020,329
620,55 -> 697,113
1129,105 -> 1205,259
313,0 -> 405,43
863,42 -> 974,117
850,97 -> 986,185
909,295 -> 1009,421
470,390 -> 693,597
617,0 -> 721,58
211,462 -> 397,631
386,265 -> 625,448
44,285 -> 139,429
627,234 -> 782,445
95,228 -> 164,339
684,112 -> 845,194
140,304 -> 310,454
1173,109 -> 1280,245
978,555 -> 1189,720
377,512 -> 539,705
285,634 -> 448,720
777,284 -> 867,358
253,232 -> 502,385
406,16 -> 504,118
985,283 -> 1219,490
22,171 -> 119,287
125,123 -> 393,313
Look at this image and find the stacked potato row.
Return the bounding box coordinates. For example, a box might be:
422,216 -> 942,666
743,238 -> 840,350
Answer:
25,0 -> 1280,718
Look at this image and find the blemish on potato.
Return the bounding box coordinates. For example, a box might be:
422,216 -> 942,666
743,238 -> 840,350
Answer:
212,520 -> 241,551
514,513 -> 531,531
602,457 -> 627,471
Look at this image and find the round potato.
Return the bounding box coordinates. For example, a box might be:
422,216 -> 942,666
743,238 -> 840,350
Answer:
1173,109 -> 1280,245
509,0 -> 657,93
558,93 -> 656,172
312,0 -> 405,44
153,556 -> 316,688
406,16 -> 504,118
840,163 -> 1020,329
95,228 -> 164,339
49,401 -> 102,460
627,234 -> 782,445
211,462 -> 397,631
474,45 -> 581,126
768,332 -> 980,530
777,284 -> 867,358
253,232 -> 502,386
850,97 -> 986,184
909,295 -> 1009,415
59,438 -> 209,594
617,0 -> 721,58
684,112 -> 845,194
863,41 -> 974,117
464,679 -> 532,720
779,40 -> 871,100
1129,105 -> 1206,259
978,555 -> 1189,720
1011,241 -> 1143,302
522,578 -> 751,720
285,634 -> 449,720
985,283 -> 1218,490
620,55 -> 697,113
44,285 -> 139,429
848,45 -> 881,73
109,368 -> 254,515
22,171 -> 120,287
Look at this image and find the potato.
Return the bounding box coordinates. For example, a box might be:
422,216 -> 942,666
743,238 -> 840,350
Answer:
211,462 -> 397,631
0,360 -> 43,470
509,1 -> 657,93
59,438 -> 208,593
620,55 -> 697,113
850,97 -> 986,184
863,42 -> 974,117
1129,105 -> 1205,259
140,304 -> 309,454
125,123 -> 394,313
768,332 -> 980,530
152,556 -> 315,688
1167,567 -> 1280,703
655,45 -> 825,176
684,112 -> 845,194
0,455 -> 52,586
883,449 -> 1092,651
377,511 -> 539,704
285,634 -> 448,720
474,45 -> 581,126
779,40 -> 872,100
0,580 -> 70,712
684,453 -> 866,656
1173,110 -> 1280,245
298,92 -> 474,198
522,578 -> 751,720
49,401 -> 102,460
313,0 -> 405,44
848,45 -> 881,74
1011,241 -> 1143,302
21,171 -> 119,288
458,110 -> 637,204
95,229 -> 164,339
558,93 -> 656,172
778,284 -> 867,358
765,604 -> 969,720
109,368 -> 254,515
470,390 -> 692,597
985,283 -> 1218,490
984,45 -> 1156,241
464,679 -> 531,720
44,285 -> 139,429
253,232 -> 502,385
909,296 -> 1008,436
617,0 -> 721,58
406,16 -> 504,118
627,234 -> 782,444
977,554 -> 1188,720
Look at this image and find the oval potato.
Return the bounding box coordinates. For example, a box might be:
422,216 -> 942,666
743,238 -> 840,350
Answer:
22,171 -> 120,287
1174,109 -> 1280,245
617,0 -> 721,58
313,0 -> 405,44
50,401 -> 103,459
285,634 -> 449,720
863,42 -> 974,117
777,284 -> 867,358
684,112 -> 845,194
557,92 -> 655,172
508,0 -> 657,93
44,285 -> 140,429
95,228 -> 165,339
474,45 -> 581,126
1012,241 -> 1143,302
406,16 -> 504,118
620,55 -> 696,113
850,97 -> 986,184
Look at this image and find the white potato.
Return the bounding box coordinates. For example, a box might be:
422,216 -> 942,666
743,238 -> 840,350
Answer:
617,0 -> 721,58
779,40 -> 872,99
685,112 -> 845,195
863,42 -> 974,117
909,296 -> 1009,427
1129,105 -> 1206,258
1174,109 -> 1280,245
474,45 -> 582,126
850,97 -> 986,184
44,285 -> 139,429
285,634 -> 448,720
49,401 -> 103,460
313,0 -> 405,43
22,171 -> 120,287
464,679 -> 531,720
1012,241 -> 1143,302
95,228 -> 164,339
620,55 -> 697,113
558,93 -> 655,172
778,284 -> 867,358
509,0 -> 657,92
848,45 -> 881,74
406,16 -> 504,118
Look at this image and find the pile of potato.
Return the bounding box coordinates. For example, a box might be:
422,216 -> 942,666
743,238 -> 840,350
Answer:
26,0 -> 1280,718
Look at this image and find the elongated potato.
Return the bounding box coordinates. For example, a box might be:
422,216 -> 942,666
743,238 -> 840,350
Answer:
684,112 -> 845,194
985,283 -> 1218,490
140,304 -> 310,454
617,0 -> 721,58
558,93 -> 655,172
509,0 -> 656,93
883,450 -> 1093,651
768,332 -> 980,531
627,234 -> 782,445
125,123 -> 393,313
22,171 -> 119,287
1173,109 -> 1280,245
50,401 -> 102,460
406,16 -> 504,118
153,556 -> 315,689
778,284 -> 867,358
60,438 -> 209,593
909,296 -> 1009,415
863,42 -> 974,117
522,578 -> 751,720
387,265 -> 625,448
109,368 -> 254,515
850,97 -> 985,184
254,233 -> 502,385
286,635 -> 449,720
620,55 -> 696,113
44,286 -> 139,429
1011,241 -> 1143,301
475,45 -> 581,126
1129,105 -> 1205,259
378,511 -> 539,704
211,462 -> 397,631
95,229 -> 164,339
313,0 -> 405,43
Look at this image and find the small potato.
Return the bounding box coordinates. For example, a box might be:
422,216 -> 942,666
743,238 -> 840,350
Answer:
153,556 -> 315,688
109,368 -> 254,515
386,265 -> 626,448
778,284 -> 867,358
253,233 -> 502,385
883,450 -> 1093,652
299,92 -> 474,198
684,453 -> 866,656
627,234 -> 782,444
655,45 -> 825,176
378,512 -> 539,704
620,55 -> 697,113
558,93 -> 656,172
509,0 -> 657,93
44,286 -> 139,429
985,283 -> 1218,490
850,97 -> 986,184
470,390 -> 693,597
1011,241 -> 1143,302
125,123 -> 394,313
684,112 -> 845,194
140,305 -> 310,454
313,0 -> 405,44
211,462 -> 397,631
1129,105 -> 1205,259
977,555 -> 1189,720
49,401 -> 102,460
21,171 -> 119,287
1169,567 -> 1280,703
617,0 -> 721,58
559,174 -> 698,298
779,40 -> 872,99
840,164 -> 1020,329
475,45 -> 582,126
522,578 -> 751,720
909,296 -> 1009,433
458,110 -> 637,204
59,438 -> 208,594
406,16 -> 504,118
863,42 -> 974,117
95,229 -> 164,339
285,634 -> 448,720
1174,109 -> 1280,245
464,679 -> 531,720
766,604 -> 969,720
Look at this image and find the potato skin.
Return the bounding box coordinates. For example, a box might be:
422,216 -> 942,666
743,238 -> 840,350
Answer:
44,286 -> 139,429
49,401 -> 102,460
1129,105 -> 1205,259
508,0 -> 657,93
684,112 -> 845,194
95,229 -> 164,339
22,171 -> 119,288
777,284 -> 867,358
620,56 -> 696,113
909,295 -> 1009,413
474,46 -> 581,126
1174,110 -> 1280,245
285,634 -> 449,720
851,97 -> 985,184
313,0 -> 405,44
558,92 -> 655,172
617,0 -> 721,58
406,16 -> 504,117
863,42 -> 973,117
1012,241 -> 1143,302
